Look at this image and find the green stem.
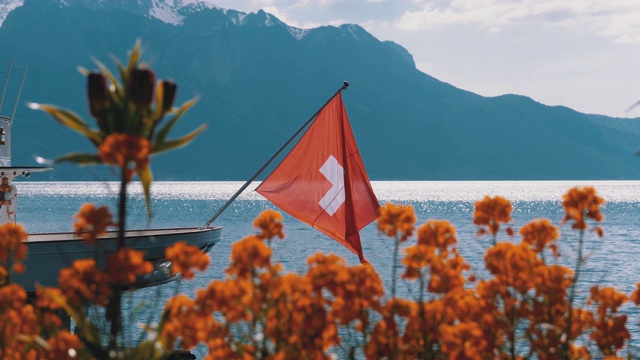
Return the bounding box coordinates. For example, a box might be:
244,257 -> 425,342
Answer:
391,234 -> 400,298
418,272 -> 433,358
563,228 -> 585,358
108,167 -> 128,346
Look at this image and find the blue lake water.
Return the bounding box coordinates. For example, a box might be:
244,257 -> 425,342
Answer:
14,180 -> 640,356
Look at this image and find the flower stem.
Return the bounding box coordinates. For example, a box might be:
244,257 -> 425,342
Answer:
391,234 -> 400,298
563,228 -> 585,358
108,168 -> 128,344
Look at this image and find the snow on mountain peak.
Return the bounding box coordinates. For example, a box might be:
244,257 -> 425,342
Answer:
0,0 -> 24,27
0,0 -> 309,40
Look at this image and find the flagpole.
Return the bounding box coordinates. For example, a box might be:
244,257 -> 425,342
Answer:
202,81 -> 350,228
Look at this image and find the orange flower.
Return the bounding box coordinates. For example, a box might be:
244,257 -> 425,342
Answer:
588,286 -> 630,356
39,330 -> 83,360
264,273 -> 338,356
402,300 -> 447,357
569,344 -> 592,359
440,321 -> 488,359
589,286 -> 628,318
0,283 -> 27,309
73,203 -> 115,244
195,279 -> 252,322
484,242 -> 543,294
59,258 -> 110,306
165,241 -> 210,280
417,219 -> 457,250
402,244 -> 434,279
520,219 -> 560,256
562,186 -> 604,230
98,133 -> 150,180
0,284 -> 40,359
161,294 -> 209,350
365,298 -> 414,359
377,203 -> 416,242
305,252 -> 383,335
12,262 -> 25,274
39,311 -> 63,335
306,252 -> 349,294
227,235 -> 272,278
473,195 -> 512,237
426,250 -> 470,294
35,287 -> 65,310
630,282 -> 640,305
401,220 -> 471,295
106,247 -> 154,285
203,323 -> 238,360
0,222 -> 28,279
0,223 -> 28,267
253,209 -> 285,240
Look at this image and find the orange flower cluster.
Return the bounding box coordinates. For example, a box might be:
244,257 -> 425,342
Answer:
227,235 -> 272,278
57,248 -> 153,308
520,218 -> 560,257
588,286 -> 630,356
98,133 -> 150,181
630,282 -> 640,305
73,203 -> 115,244
377,202 -> 416,242
165,241 -> 210,279
0,223 -> 27,276
107,248 -> 154,285
58,258 -> 110,306
0,280 -> 83,359
40,330 -> 84,360
473,195 -> 514,238
562,186 -> 605,231
403,220 -> 470,294
253,208 -> 285,240
158,211 -> 385,359
365,189 -> 628,359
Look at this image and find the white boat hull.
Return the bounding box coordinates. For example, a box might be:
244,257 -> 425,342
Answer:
10,226 -> 222,293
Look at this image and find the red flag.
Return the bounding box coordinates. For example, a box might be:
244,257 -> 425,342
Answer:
256,93 -> 379,263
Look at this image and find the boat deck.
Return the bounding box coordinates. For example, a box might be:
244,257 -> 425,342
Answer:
26,226 -> 221,242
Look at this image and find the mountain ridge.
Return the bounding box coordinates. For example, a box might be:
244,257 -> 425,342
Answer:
0,0 -> 639,181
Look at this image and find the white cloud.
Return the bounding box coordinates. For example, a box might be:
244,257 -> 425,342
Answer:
191,0 -> 640,117
395,0 -> 640,44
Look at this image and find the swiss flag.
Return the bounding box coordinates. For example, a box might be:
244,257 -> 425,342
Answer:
256,93 -> 380,263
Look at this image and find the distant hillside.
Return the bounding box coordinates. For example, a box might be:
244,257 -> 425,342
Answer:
1,0 -> 640,181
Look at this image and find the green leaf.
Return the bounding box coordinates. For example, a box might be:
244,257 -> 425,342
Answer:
152,125 -> 206,155
149,82 -> 165,124
127,39 -> 142,72
155,97 -> 198,143
77,66 -> 89,76
95,59 -> 121,94
137,164 -> 153,219
36,105 -> 103,145
55,153 -> 101,165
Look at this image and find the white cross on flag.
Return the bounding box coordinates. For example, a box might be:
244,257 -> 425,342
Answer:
256,93 -> 379,263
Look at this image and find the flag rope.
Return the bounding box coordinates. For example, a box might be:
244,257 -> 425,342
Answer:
201,81 -> 350,228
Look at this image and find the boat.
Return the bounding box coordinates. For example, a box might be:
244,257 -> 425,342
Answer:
15,226 -> 219,293
0,64 -> 221,294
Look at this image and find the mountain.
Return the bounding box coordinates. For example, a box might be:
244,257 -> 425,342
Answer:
0,0 -> 639,181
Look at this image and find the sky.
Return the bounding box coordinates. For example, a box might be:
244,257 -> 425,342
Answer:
207,0 -> 640,119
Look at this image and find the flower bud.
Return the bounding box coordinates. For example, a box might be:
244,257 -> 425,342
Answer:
161,80 -> 177,112
87,72 -> 109,118
129,68 -> 155,111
